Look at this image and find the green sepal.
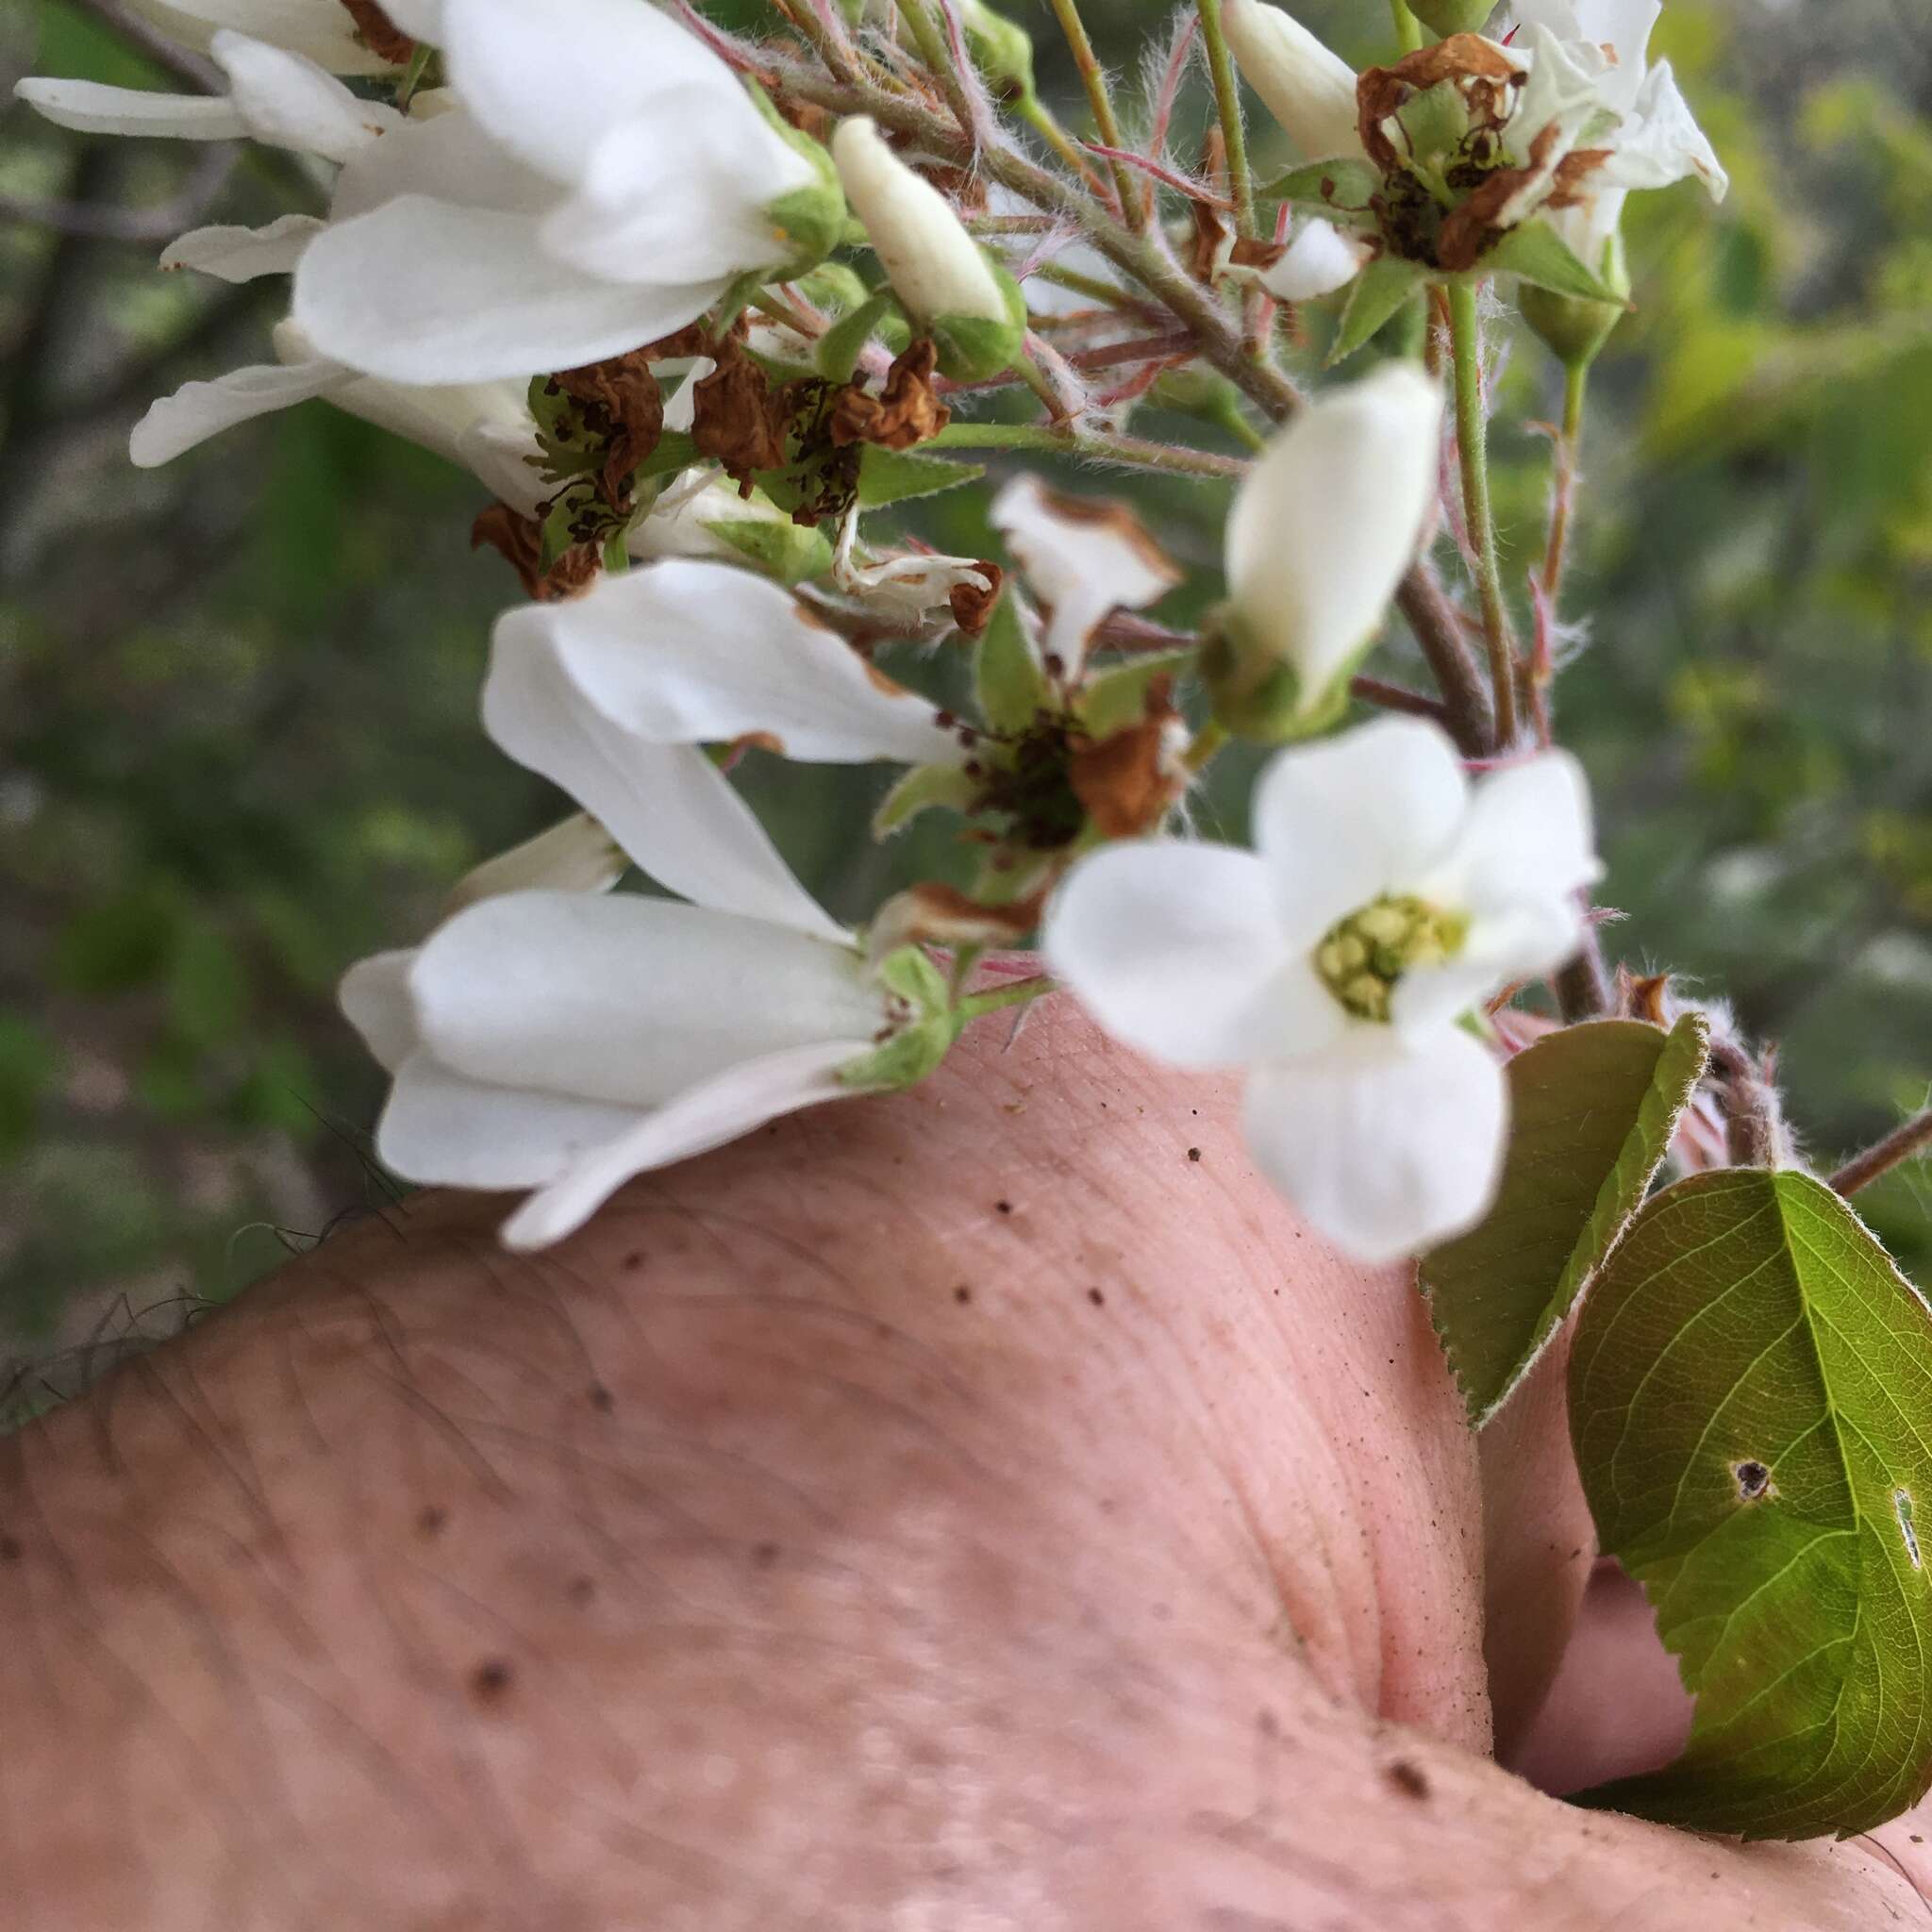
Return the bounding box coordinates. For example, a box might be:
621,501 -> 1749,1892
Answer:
632,430 -> 699,489
702,515 -> 834,585
840,1013 -> 960,1092
1146,365 -> 1260,445
1419,1014 -> 1710,1426
815,289 -> 902,384
795,260 -> 871,315
873,762 -> 980,838
746,82 -> 846,277
875,942 -> 951,1013
1075,650 -> 1191,740
857,444 -> 986,508
929,260 -> 1028,383
1517,230 -> 1628,372
1263,157 -> 1382,213
1201,625 -> 1354,742
1486,219 -> 1629,308
974,589 -> 1050,734
1328,256 -> 1432,364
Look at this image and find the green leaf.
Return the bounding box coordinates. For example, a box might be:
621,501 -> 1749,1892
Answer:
1328,257 -> 1431,365
1570,1168 -> 1932,1840
873,761 -> 978,837
1262,158 -> 1383,213
1421,1015 -> 1709,1426
1486,220 -> 1629,307
974,589 -> 1050,734
856,444 -> 986,508
815,289 -> 899,384
702,516 -> 834,584
1075,649 -> 1191,741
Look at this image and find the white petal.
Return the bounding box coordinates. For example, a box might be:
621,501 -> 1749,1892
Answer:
1507,25 -> 1611,172
1251,717 -> 1470,938
1242,1025 -> 1507,1265
1415,749 -> 1600,915
1044,841 -> 1337,1070
408,891 -> 879,1107
292,195 -> 727,382
1257,218 -> 1372,301
128,356 -> 347,466
540,95 -> 810,288
209,30 -> 399,159
1598,60 -> 1728,201
444,813 -> 625,914
1220,0 -> 1362,160
453,420 -> 547,513
990,475 -> 1178,678
13,78 -> 247,141
443,0 -> 774,190
377,1048 -> 646,1189
480,640 -> 849,941
1225,364 -> 1443,712
1391,900 -> 1583,1035
377,0 -> 441,36
326,104 -> 557,224
491,558 -> 964,766
340,947 -> 421,1073
124,0 -> 403,75
160,213 -> 323,281
832,117 -> 1010,327
499,1039 -> 867,1251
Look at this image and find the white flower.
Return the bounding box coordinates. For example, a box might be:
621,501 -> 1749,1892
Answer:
1221,363 -> 1442,722
480,558 -> 968,938
16,28 -> 400,158
1221,0 -> 1363,162
123,0 -> 425,74
1044,718 -> 1601,1263
290,0 -> 840,384
443,812 -> 625,915
1508,1 -> 1728,269
340,882 -> 901,1252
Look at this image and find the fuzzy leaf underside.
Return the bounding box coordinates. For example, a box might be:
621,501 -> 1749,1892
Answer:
1570,1167 -> 1932,1840
856,444 -> 985,508
1329,256 -> 1430,364
1420,1015 -> 1709,1426
1486,220 -> 1628,307
974,589 -> 1049,735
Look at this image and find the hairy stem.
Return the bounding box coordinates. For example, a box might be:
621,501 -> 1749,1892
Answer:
1394,567 -> 1491,758
1540,361 -> 1588,606
1017,95 -> 1112,198
1043,0 -> 1147,229
1446,279 -> 1518,749
957,974 -> 1057,1021
1830,1108 -> 1932,1199
1195,0 -> 1257,241
926,420 -> 1247,478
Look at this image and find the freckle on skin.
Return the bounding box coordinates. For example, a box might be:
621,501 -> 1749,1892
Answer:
1088,1289 -> 1106,1307
589,1384 -> 615,1412
416,1506 -> 447,1538
1187,1147 -> 1202,1162
995,1200 -> 1013,1215
470,1658 -> 513,1703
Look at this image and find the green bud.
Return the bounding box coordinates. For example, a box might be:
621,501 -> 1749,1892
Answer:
1406,0 -> 1498,36
928,258 -> 1029,385
1518,231 -> 1629,372
746,83 -> 845,277
1198,613 -> 1354,744
959,0 -> 1037,104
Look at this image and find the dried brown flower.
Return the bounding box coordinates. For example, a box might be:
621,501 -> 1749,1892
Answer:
337,0 -> 416,65
691,340 -> 792,489
471,504 -> 599,602
829,340 -> 953,453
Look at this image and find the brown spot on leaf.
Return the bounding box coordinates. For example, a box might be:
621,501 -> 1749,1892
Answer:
1733,1459 -> 1774,1502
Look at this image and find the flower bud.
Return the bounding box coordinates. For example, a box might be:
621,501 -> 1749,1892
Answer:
959,0 -> 1038,105
1406,0 -> 1497,35
1518,227 -> 1628,371
830,116 -> 1025,382
1208,363 -> 1442,736
745,85 -> 847,279
1221,0 -> 1362,161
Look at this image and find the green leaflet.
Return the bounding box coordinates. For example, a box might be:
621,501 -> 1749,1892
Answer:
873,761 -> 978,838
1487,221 -> 1630,308
1263,158 -> 1382,214
974,589 -> 1049,734
1075,650 -> 1191,741
1570,1168 -> 1932,1840
1421,1015 -> 1709,1426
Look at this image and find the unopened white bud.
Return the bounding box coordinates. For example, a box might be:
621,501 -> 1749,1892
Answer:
830,115 -> 1024,379
1216,363 -> 1442,729
1222,0 -> 1363,161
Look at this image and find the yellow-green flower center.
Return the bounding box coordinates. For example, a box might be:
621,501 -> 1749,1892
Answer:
1313,894 -> 1470,1024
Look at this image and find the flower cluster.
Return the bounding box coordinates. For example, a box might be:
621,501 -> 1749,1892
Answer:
20,0 -> 1735,1261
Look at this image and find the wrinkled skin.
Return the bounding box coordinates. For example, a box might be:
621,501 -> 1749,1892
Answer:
4,1005 -> 1927,1928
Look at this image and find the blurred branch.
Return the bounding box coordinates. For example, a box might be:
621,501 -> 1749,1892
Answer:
0,145 -> 237,242
65,0 -> 222,90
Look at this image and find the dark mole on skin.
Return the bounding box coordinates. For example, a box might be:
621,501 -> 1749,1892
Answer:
0,1533 -> 21,1562
1088,1288 -> 1106,1307
1187,1147 -> 1202,1162
954,1286 -> 972,1304
567,1575 -> 596,1604
623,1252 -> 644,1271
995,1200 -> 1013,1215
1386,1759 -> 1430,1800
416,1506 -> 448,1538
753,1542 -> 781,1569
470,1658 -> 514,1702
588,1384 -> 615,1412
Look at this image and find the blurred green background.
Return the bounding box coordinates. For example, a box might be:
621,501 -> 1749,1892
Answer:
4,0 -> 1931,1409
